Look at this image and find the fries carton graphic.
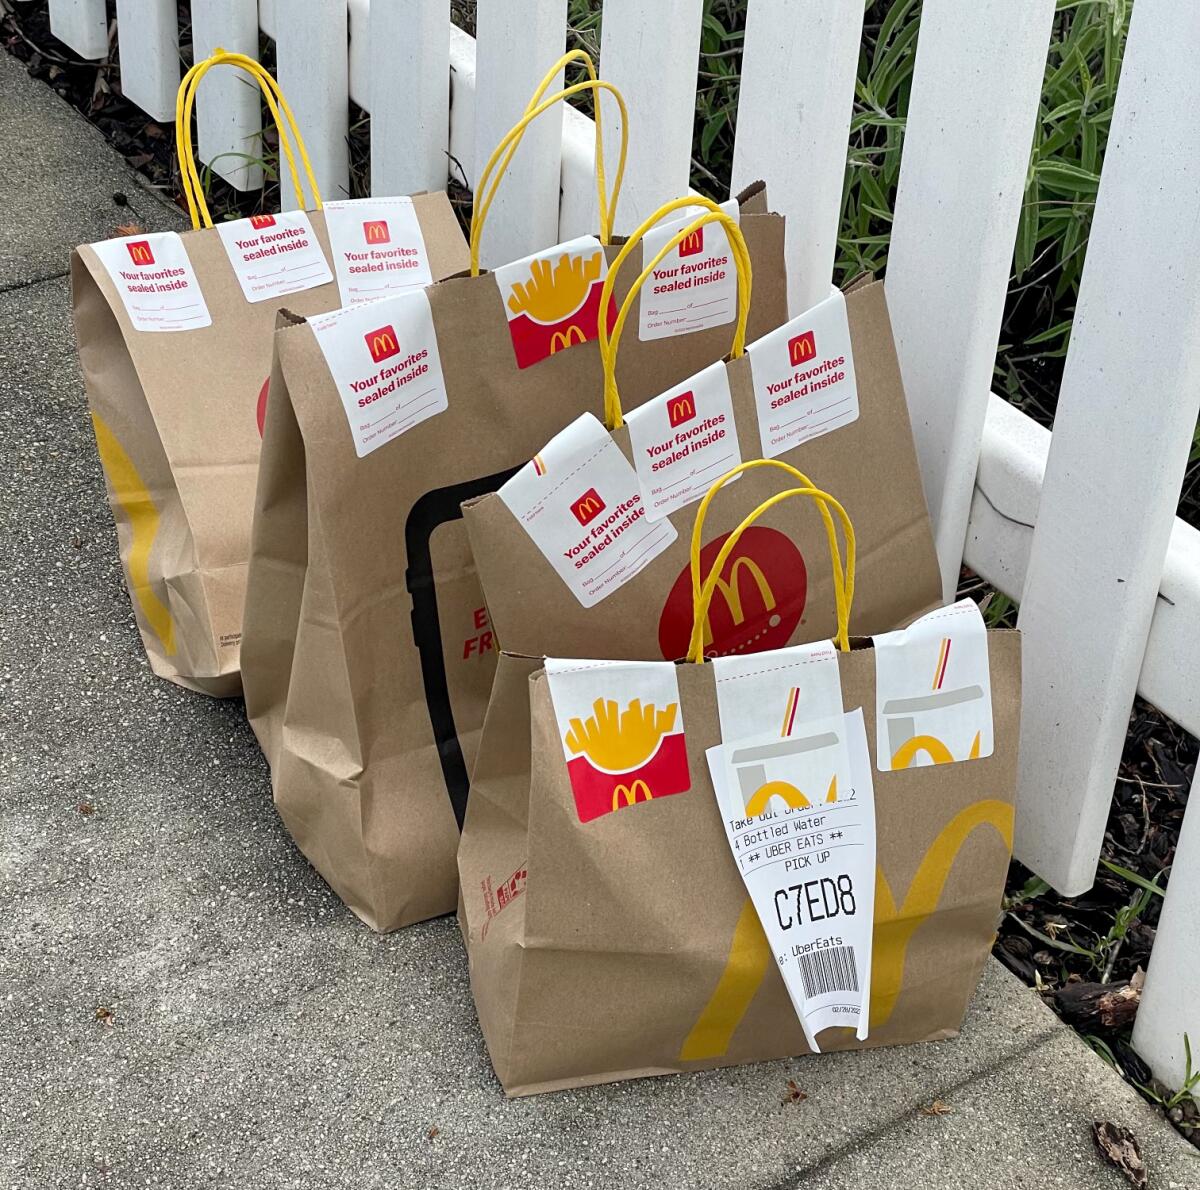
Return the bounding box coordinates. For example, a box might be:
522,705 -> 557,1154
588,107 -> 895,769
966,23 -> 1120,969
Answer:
495,236 -> 617,369
658,526 -> 806,661
562,695 -> 690,824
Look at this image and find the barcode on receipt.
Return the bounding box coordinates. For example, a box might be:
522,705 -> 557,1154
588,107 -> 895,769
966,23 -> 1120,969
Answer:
797,945 -> 859,999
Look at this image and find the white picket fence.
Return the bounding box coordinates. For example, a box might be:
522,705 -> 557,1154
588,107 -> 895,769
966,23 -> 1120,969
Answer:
48,0 -> 1200,1094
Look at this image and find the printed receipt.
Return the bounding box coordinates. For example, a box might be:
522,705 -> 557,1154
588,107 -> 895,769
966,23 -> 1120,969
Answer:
498,413 -> 677,607
90,232 -> 212,333
309,288 -> 448,458
623,360 -> 742,521
706,707 -> 876,1052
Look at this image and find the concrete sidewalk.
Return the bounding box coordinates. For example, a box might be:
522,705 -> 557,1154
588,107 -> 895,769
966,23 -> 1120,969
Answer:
1,50 -> 1196,1189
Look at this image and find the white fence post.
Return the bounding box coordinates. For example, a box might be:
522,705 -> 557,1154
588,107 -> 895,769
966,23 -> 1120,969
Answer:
471,0 -> 568,268
730,0 -> 862,316
48,0 -> 108,60
1133,770 -> 1200,1093
368,0 -> 449,196
190,0 -> 263,193
597,0 -> 703,234
885,0 -> 1055,601
114,0 -> 180,123
274,0 -> 350,208
1014,0 -> 1200,895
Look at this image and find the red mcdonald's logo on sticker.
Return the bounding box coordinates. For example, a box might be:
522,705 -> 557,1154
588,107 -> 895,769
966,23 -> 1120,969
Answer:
549,324 -> 586,354
668,390 -> 697,428
365,325 -> 400,363
125,240 -> 155,266
571,488 -> 605,526
788,331 -> 816,366
679,228 -> 704,257
363,220 -> 391,244
249,215 -> 277,230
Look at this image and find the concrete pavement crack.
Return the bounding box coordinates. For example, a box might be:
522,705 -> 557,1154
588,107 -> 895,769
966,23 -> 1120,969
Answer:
0,268 -> 70,295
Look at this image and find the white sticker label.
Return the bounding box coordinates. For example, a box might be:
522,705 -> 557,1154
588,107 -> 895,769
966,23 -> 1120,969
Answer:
623,361 -> 742,521
90,232 -> 211,333
713,639 -> 844,742
544,658 -> 690,824
706,707 -> 876,1053
638,199 -> 740,342
493,235 -> 614,369
214,211 -> 333,304
873,599 -> 994,771
323,197 -> 433,306
498,413 -> 677,607
309,289 -> 447,458
746,289 -> 859,458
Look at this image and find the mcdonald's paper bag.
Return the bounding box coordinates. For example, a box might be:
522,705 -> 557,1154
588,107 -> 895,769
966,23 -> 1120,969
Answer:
72,193 -> 468,695
460,604 -> 1021,1096
240,183 -> 790,931
462,279 -> 942,662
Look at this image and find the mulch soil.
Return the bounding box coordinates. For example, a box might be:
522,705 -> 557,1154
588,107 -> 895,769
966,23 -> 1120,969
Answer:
3,0 -> 1197,1142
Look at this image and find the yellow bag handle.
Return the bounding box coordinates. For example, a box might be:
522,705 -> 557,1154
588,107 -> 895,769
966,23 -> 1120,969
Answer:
597,202 -> 752,430
688,460 -> 857,661
175,49 -> 322,231
470,60 -> 629,276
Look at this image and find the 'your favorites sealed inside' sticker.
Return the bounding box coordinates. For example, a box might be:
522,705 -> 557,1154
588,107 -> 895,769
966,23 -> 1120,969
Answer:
493,236 -> 616,369
308,288 -> 448,459
323,197 -> 434,306
214,211 -> 333,304
498,413 -> 677,608
638,199 -> 740,342
623,361 -> 742,522
706,706 -> 876,1052
545,658 -> 690,824
91,232 -> 212,333
873,599 -> 994,772
746,289 -> 859,459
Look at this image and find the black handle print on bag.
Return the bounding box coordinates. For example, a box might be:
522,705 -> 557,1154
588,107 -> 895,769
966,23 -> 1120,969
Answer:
405,466 -> 520,828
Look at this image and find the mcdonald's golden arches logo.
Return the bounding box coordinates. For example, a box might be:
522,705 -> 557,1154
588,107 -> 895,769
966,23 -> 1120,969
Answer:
125,240 -> 155,266
679,228 -> 705,257
549,324 -> 587,354
788,330 -> 816,366
363,219 -> 391,244
249,215 -> 277,230
570,487 -> 605,527
364,324 -> 401,363
658,526 -> 807,660
667,390 -> 697,428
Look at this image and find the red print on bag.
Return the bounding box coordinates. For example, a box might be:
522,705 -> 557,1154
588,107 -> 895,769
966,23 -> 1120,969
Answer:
256,377 -> 270,438
657,526 -> 807,660
125,240 -> 155,266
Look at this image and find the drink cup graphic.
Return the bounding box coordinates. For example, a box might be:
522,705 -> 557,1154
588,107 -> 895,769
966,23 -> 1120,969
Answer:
881,685 -> 985,768
729,729 -> 841,816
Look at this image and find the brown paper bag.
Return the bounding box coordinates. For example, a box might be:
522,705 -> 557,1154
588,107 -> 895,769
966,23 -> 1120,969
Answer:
460,478 -> 1021,1095
463,272 -> 941,663
70,52 -> 470,695
240,70 -> 792,931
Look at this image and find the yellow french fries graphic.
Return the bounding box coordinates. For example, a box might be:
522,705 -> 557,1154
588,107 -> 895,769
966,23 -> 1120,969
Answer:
91,413 -> 175,655
564,697 -> 678,773
506,251 -> 603,323
678,798 -> 1013,1061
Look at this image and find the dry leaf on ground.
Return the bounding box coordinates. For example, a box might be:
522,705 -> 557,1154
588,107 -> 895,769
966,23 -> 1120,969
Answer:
1092,1121 -> 1148,1189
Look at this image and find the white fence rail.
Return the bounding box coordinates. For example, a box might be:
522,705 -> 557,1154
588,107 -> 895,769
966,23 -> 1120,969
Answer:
51,0 -> 1200,1095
